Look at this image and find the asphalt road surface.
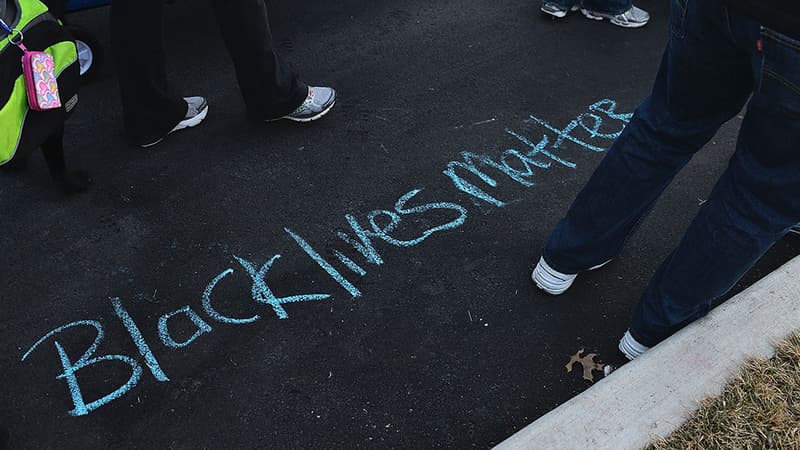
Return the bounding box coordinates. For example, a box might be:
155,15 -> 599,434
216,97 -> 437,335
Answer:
2,0 -> 797,448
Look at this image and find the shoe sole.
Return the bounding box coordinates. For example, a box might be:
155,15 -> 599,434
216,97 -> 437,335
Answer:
580,9 -> 648,28
278,100 -> 336,123
140,105 -> 209,148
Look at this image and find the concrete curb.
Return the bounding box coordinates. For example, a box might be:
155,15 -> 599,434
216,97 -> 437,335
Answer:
495,255 -> 800,450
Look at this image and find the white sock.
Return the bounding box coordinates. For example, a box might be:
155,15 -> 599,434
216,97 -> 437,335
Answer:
618,330 -> 650,360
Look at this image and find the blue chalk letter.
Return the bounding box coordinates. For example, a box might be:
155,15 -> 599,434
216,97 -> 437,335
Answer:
287,229 -> 363,298
369,188 -> 468,247
235,254 -> 332,319
158,306 -> 213,348
21,320 -> 143,416
202,268 -> 261,324
442,152 -> 509,207
112,297 -> 169,382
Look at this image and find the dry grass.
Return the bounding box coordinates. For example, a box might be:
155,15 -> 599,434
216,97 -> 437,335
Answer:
647,333 -> 800,450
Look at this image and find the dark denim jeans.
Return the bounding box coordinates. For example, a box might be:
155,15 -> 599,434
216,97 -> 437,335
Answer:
550,0 -> 631,15
543,0 -> 800,347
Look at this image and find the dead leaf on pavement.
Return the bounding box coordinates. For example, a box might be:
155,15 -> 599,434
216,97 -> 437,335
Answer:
565,348 -> 584,372
565,349 -> 605,383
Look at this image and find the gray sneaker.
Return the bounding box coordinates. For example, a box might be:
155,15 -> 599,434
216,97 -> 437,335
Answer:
581,5 -> 650,28
281,86 -> 336,123
789,225 -> 800,236
140,96 -> 208,148
541,1 -> 579,18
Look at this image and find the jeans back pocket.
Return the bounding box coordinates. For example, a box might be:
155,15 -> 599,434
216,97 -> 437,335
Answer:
760,28 -> 800,115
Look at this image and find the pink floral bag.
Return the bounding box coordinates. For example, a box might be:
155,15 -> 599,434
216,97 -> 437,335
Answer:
20,46 -> 62,111
2,19 -> 62,111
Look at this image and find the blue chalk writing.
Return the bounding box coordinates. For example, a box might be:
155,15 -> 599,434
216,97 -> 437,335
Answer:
158,306 -> 213,348
505,129 -> 576,169
22,320 -> 143,417
578,113 -> 622,139
521,98 -> 631,154
336,214 -> 385,266
235,255 -> 331,319
55,344 -> 143,416
589,98 -> 633,123
334,251 -> 367,276
498,149 -> 545,185
526,114 -> 606,152
285,229 -> 363,298
443,152 -> 510,207
367,188 -> 468,247
202,268 -> 261,324
442,141 -> 567,207
112,297 -> 169,382
22,320 -> 104,362
21,99 -> 633,417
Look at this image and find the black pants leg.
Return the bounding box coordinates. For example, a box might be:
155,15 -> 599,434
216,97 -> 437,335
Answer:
111,0 -> 188,146
211,0 -> 307,120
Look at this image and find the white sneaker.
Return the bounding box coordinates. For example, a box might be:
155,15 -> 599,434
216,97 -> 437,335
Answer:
581,5 -> 650,28
279,86 -> 336,123
531,256 -> 611,295
140,96 -> 208,148
540,2 -> 580,18
618,330 -> 650,360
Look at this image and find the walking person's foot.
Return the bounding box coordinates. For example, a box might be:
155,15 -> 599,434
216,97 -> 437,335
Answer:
140,96 -> 209,148
540,1 -> 580,18
531,256 -> 612,295
581,5 -> 650,28
602,330 -> 651,376
279,86 -> 336,123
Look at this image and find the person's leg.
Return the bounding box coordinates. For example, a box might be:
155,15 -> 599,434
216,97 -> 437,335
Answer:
628,21 -> 800,349
547,0 -> 580,7
111,0 -> 187,145
536,0 -> 753,290
210,0 -> 308,120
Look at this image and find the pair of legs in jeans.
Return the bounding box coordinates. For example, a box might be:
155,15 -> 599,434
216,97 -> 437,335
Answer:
536,0 -> 800,358
111,0 -> 332,147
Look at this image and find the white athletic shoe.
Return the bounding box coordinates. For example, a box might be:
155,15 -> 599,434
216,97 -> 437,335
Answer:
618,330 -> 650,360
531,256 -> 611,295
581,5 -> 650,28
540,2 -> 580,18
280,86 -> 336,123
140,96 -> 208,148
